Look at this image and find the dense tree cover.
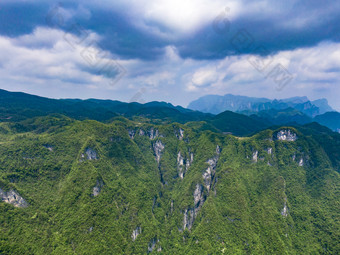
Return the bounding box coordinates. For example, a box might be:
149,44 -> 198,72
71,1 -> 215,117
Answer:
0,116 -> 339,254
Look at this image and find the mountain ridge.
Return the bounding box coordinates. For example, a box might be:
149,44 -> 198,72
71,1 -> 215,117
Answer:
1,88 -> 339,134
0,114 -> 339,254
188,93 -> 335,117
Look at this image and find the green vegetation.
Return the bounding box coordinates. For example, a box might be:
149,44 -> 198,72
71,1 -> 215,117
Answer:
0,115 -> 339,254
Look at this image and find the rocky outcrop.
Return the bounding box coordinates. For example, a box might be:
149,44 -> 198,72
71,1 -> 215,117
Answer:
193,184 -> 204,212
281,199 -> 288,217
252,150 -> 258,163
183,184 -> 205,230
137,127 -> 160,139
139,129 -> 145,136
298,158 -> 304,166
131,226 -> 141,241
183,208 -> 195,231
267,148 -> 272,155
80,148 -> 98,162
281,179 -> 288,217
0,188 -> 28,208
202,145 -> 220,192
92,179 -> 104,197
175,128 -> 184,140
86,148 -> 98,160
80,148 -> 98,161
148,127 -> 159,140
276,129 -> 297,141
128,129 -> 136,139
177,151 -> 194,179
153,140 -> 164,164
177,152 -> 185,179
43,144 -> 53,151
147,238 -> 161,253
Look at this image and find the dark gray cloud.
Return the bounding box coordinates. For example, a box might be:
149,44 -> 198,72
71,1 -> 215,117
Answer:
1,0 -> 340,60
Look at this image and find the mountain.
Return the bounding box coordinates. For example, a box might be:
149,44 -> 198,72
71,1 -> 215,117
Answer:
312,99 -> 334,114
247,108 -> 313,126
0,114 -> 339,254
0,89 -> 212,124
2,88 -> 340,135
188,94 -> 335,117
314,112 -> 340,132
208,110 -> 271,136
188,94 -> 272,114
0,89 -> 274,137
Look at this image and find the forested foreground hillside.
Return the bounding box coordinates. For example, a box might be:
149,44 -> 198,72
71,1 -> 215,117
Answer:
0,116 -> 339,254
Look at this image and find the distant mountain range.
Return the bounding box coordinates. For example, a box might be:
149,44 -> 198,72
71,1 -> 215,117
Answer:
188,94 -> 334,117
188,94 -> 340,132
0,89 -> 339,134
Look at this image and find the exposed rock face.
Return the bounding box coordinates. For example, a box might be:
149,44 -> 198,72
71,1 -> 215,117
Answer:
177,152 -> 185,179
183,208 -> 195,231
153,140 -> 165,163
190,152 -> 194,163
202,146 -> 220,192
202,164 -> 214,192
137,127 -> 160,139
281,201 -> 288,217
85,148 -> 98,160
179,128 -> 184,139
252,151 -> 258,163
267,148 -> 272,155
43,144 -> 53,151
175,128 -> 184,140
92,179 -> 104,197
139,129 -> 145,136
148,128 -> 159,140
298,158 -> 304,166
193,184 -> 204,210
183,184 -> 205,230
0,188 -> 28,208
276,130 -> 297,141
216,145 -> 221,154
131,226 -> 141,241
281,179 -> 288,217
177,151 -> 193,179
147,238 -> 161,253
128,129 -> 136,139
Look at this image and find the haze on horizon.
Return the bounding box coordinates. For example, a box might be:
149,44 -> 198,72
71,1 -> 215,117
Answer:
0,0 -> 340,110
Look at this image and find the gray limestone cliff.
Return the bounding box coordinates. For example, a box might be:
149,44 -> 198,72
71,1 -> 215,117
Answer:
0,188 -> 28,208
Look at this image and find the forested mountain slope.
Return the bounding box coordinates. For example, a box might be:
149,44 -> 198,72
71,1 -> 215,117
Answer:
0,116 -> 339,254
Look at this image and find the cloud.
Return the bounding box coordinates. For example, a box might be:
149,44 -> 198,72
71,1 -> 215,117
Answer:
1,0 -> 340,61
182,41 -> 340,110
0,1 -> 340,111
0,27 -> 127,94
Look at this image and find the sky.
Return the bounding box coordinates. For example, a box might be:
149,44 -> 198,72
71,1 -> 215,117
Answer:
0,0 -> 340,110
